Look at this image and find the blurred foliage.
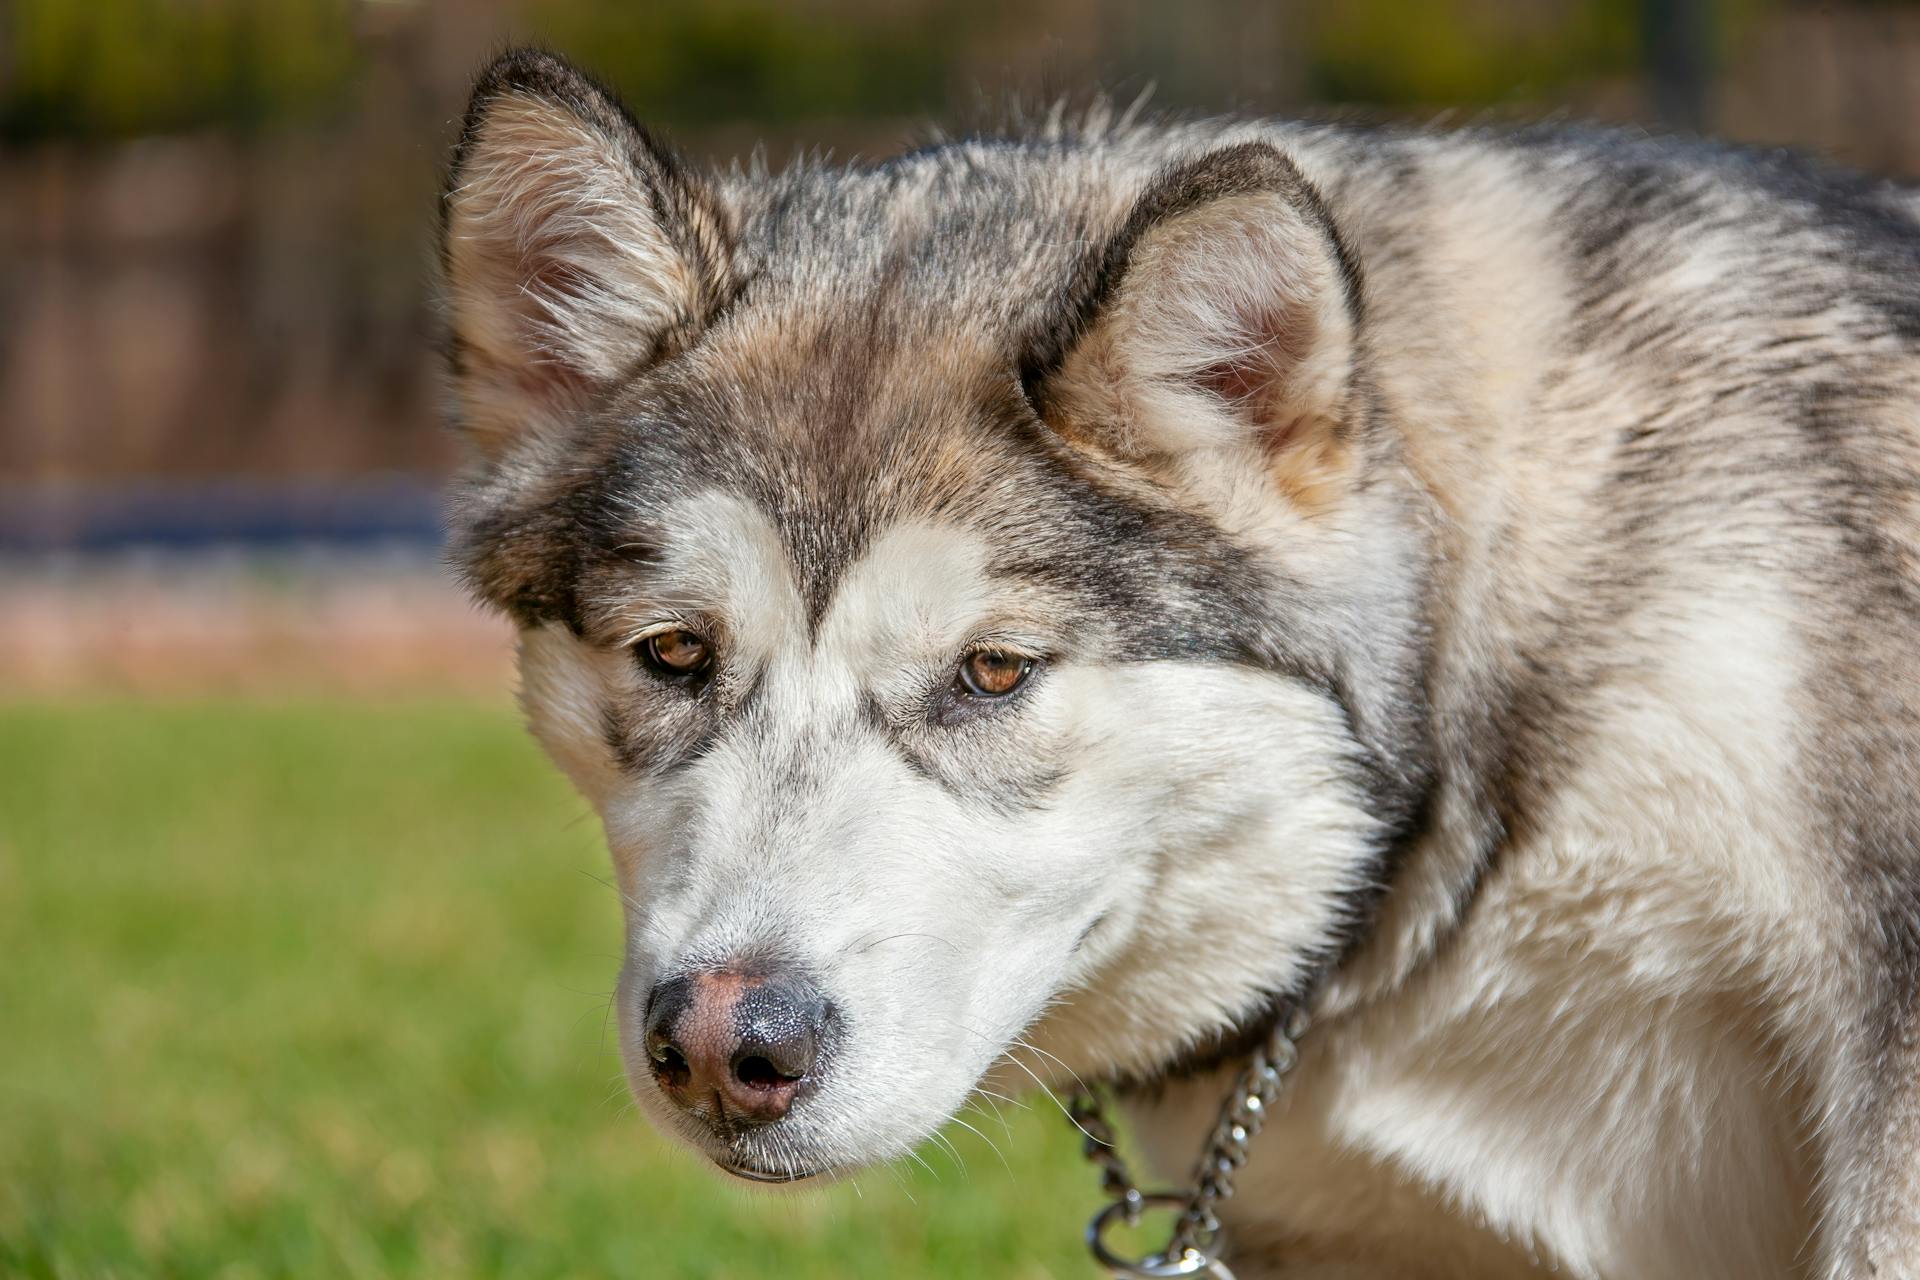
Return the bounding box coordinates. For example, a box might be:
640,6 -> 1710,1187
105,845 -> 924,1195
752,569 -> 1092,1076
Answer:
2,0 -> 360,141
532,0 -> 967,129
0,0 -> 1761,142
1303,0 -> 1782,108
0,0 -> 983,142
1305,0 -> 1640,105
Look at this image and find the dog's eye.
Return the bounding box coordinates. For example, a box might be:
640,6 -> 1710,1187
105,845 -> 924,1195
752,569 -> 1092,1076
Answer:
957,649 -> 1032,699
637,629 -> 713,680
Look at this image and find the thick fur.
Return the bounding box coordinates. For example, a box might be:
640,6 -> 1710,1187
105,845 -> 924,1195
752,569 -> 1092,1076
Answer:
440,49 -> 1920,1278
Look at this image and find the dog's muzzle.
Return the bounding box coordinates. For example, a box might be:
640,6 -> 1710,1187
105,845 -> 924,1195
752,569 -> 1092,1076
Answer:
643,963 -> 829,1130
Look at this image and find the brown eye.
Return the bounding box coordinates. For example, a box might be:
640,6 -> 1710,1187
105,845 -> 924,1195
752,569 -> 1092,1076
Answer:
638,629 -> 713,680
958,649 -> 1032,699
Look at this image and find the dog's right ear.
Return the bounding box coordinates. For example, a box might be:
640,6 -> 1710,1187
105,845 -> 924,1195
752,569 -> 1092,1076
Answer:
1029,143 -> 1363,513
440,49 -> 733,458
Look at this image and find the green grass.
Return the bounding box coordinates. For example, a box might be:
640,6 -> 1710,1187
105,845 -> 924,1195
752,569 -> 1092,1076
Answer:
0,700 -> 1099,1278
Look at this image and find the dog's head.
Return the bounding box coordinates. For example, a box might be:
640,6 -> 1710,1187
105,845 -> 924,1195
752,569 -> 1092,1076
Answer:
441,50 -> 1429,1183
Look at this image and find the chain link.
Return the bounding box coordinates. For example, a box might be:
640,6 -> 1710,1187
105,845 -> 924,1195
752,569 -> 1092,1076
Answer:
1072,1002 -> 1310,1278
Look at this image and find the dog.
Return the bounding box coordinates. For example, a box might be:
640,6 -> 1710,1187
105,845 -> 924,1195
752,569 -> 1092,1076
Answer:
437,48 -> 1920,1278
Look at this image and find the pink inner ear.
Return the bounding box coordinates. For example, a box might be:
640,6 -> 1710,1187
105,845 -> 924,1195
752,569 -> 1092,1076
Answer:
524,249 -> 603,313
1189,298 -> 1310,425
500,252 -> 606,395
1195,356 -> 1269,405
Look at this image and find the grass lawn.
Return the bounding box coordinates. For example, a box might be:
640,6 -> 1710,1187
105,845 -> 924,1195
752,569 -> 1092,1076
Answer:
0,700 -> 1103,1278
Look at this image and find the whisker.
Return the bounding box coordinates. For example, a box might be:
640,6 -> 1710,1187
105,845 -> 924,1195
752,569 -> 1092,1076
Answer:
576,866 -> 647,917
880,1160 -> 917,1204
948,1113 -> 1011,1176
1011,1037 -> 1093,1097
846,931 -> 962,957
902,1146 -> 940,1184
927,1129 -> 970,1182
967,1093 -> 1018,1142
599,989 -> 620,1055
1001,1048 -> 1101,1146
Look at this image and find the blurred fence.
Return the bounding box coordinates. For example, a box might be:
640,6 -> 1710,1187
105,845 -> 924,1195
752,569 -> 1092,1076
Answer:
12,1 -> 1920,499
9,2 -> 1920,499
6,0 -> 1920,692
0,550 -> 515,696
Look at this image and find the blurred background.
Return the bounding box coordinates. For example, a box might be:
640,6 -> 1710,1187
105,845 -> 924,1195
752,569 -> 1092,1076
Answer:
4,1 -> 1918,1276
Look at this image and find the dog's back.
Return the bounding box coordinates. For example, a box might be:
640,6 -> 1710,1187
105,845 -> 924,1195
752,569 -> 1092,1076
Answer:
1231,121 -> 1920,1277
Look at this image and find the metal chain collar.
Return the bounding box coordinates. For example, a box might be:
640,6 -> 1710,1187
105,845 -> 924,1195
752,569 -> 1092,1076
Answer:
1068,1002 -> 1311,1279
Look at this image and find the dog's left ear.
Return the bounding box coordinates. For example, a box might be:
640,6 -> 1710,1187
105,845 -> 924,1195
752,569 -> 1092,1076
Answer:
1035,143 -> 1362,504
439,49 -> 734,460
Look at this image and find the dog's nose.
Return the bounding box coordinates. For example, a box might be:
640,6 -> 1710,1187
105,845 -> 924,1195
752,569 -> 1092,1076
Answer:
643,966 -> 827,1125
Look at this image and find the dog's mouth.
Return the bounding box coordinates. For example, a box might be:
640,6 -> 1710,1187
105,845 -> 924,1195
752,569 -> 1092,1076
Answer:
718,1158 -> 825,1184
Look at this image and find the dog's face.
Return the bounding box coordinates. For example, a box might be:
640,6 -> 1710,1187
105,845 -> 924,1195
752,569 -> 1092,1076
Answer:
442,52 -> 1429,1182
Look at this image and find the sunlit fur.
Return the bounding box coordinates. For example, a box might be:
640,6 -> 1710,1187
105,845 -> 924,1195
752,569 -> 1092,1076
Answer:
443,50 -> 1920,1278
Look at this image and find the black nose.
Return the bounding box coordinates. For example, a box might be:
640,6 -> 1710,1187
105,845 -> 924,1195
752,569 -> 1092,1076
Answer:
643,965 -> 828,1125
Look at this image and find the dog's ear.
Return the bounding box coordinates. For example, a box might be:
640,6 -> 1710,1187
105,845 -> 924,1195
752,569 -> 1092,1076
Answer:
1035,143 -> 1362,506
440,49 -> 733,458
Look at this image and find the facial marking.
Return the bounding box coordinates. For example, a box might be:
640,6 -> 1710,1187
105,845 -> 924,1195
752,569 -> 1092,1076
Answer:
513,474 -> 1382,1185
452,53 -> 1419,1195
621,489 -> 807,665
815,520 -> 995,678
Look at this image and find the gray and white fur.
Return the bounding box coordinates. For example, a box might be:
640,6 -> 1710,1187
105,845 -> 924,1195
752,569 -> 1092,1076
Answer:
439,49 -> 1920,1278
